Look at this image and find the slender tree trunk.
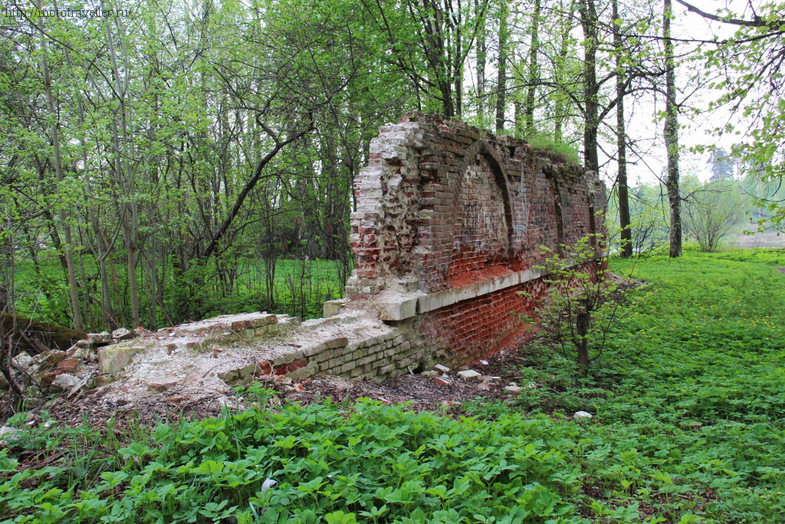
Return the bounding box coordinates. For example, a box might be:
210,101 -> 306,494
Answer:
553,0 -> 575,142
612,0 -> 632,257
97,233 -> 116,329
495,0 -> 509,133
104,2 -> 141,325
524,0 -> 541,137
39,33 -> 84,331
454,5 -> 463,117
664,0 -> 682,258
580,0 -> 600,174
61,16 -> 117,328
475,0 -> 486,121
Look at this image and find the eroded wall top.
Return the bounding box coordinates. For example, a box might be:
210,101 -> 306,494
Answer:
346,113 -> 606,306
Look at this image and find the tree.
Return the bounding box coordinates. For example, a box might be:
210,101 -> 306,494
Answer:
676,0 -> 785,228
1,0 -> 366,329
709,148 -> 735,181
361,0 -> 489,117
612,0 -> 632,258
684,179 -> 747,252
521,0 -> 542,137
579,0 -> 601,175
495,0 -> 509,131
663,0 -> 682,258
527,235 -> 628,368
35,14 -> 85,331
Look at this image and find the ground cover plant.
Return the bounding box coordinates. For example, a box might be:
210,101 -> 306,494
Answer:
469,247 -> 785,521
1,248 -> 784,522
0,395 -> 585,523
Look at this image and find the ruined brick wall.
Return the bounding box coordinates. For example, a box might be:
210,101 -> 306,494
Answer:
345,113 -> 606,369
86,114 -> 607,394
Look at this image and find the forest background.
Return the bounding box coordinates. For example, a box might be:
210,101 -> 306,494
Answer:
1,0 -> 783,332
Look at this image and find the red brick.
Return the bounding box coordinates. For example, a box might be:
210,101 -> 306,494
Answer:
56,358 -> 81,373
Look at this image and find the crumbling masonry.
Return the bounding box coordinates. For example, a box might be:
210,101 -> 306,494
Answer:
84,114 -> 605,398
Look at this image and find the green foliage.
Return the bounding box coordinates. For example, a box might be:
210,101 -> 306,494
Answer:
741,173 -> 785,229
682,178 -> 749,252
4,249 -> 785,521
13,256 -> 346,326
474,248 -> 785,521
1,397 -> 585,523
525,236 -> 629,367
692,3 -> 785,229
606,183 -> 670,256
1,0 -> 396,331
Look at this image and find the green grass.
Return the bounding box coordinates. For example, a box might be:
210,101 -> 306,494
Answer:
525,136 -> 581,165
2,248 -> 785,522
12,254 -> 347,329
470,248 -> 785,521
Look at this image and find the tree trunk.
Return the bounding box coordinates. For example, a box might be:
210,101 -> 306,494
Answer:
454,5 -> 463,117
664,0 -> 682,258
39,32 -> 84,331
475,0 -> 486,121
553,0 -> 576,142
580,0 -> 600,174
103,3 -> 141,325
61,17 -> 117,328
524,0 -> 542,137
495,0 -> 509,133
612,0 -> 632,257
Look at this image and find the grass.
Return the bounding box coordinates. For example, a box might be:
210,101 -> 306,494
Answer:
470,248 -> 785,521
2,248 -> 785,522
12,255 -> 347,329
525,136 -> 581,165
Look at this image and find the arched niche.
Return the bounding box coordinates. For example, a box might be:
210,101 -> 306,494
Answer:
454,140 -> 514,258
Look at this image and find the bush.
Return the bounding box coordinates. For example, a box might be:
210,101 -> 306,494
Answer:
684,180 -> 748,252
524,235 -> 631,367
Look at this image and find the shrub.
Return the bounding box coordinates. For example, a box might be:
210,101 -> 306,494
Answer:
524,235 -> 631,367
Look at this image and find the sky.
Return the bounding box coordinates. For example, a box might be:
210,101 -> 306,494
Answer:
626,0 -> 757,186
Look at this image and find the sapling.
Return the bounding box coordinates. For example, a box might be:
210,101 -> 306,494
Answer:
522,234 -> 631,367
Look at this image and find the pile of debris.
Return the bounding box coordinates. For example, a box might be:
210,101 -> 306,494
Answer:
1,327 -> 143,407
0,311 -> 391,409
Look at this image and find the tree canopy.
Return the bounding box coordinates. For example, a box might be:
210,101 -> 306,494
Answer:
0,0 -> 781,330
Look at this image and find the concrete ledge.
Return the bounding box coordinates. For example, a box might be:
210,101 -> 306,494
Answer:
378,296 -> 419,321
376,266 -> 552,322
418,267 -> 547,314
374,251 -> 609,322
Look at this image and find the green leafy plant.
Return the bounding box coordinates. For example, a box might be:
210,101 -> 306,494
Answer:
525,235 -> 631,367
4,248 -> 785,522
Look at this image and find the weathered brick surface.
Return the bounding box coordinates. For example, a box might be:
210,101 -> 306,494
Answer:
93,114 -> 605,393
343,112 -> 605,371
346,112 -> 605,298
419,279 -> 547,368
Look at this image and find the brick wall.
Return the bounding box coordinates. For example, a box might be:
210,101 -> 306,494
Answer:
96,114 -> 606,389
344,112 -> 606,370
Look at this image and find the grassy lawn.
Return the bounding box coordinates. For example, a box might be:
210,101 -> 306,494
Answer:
2,248 -> 784,522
